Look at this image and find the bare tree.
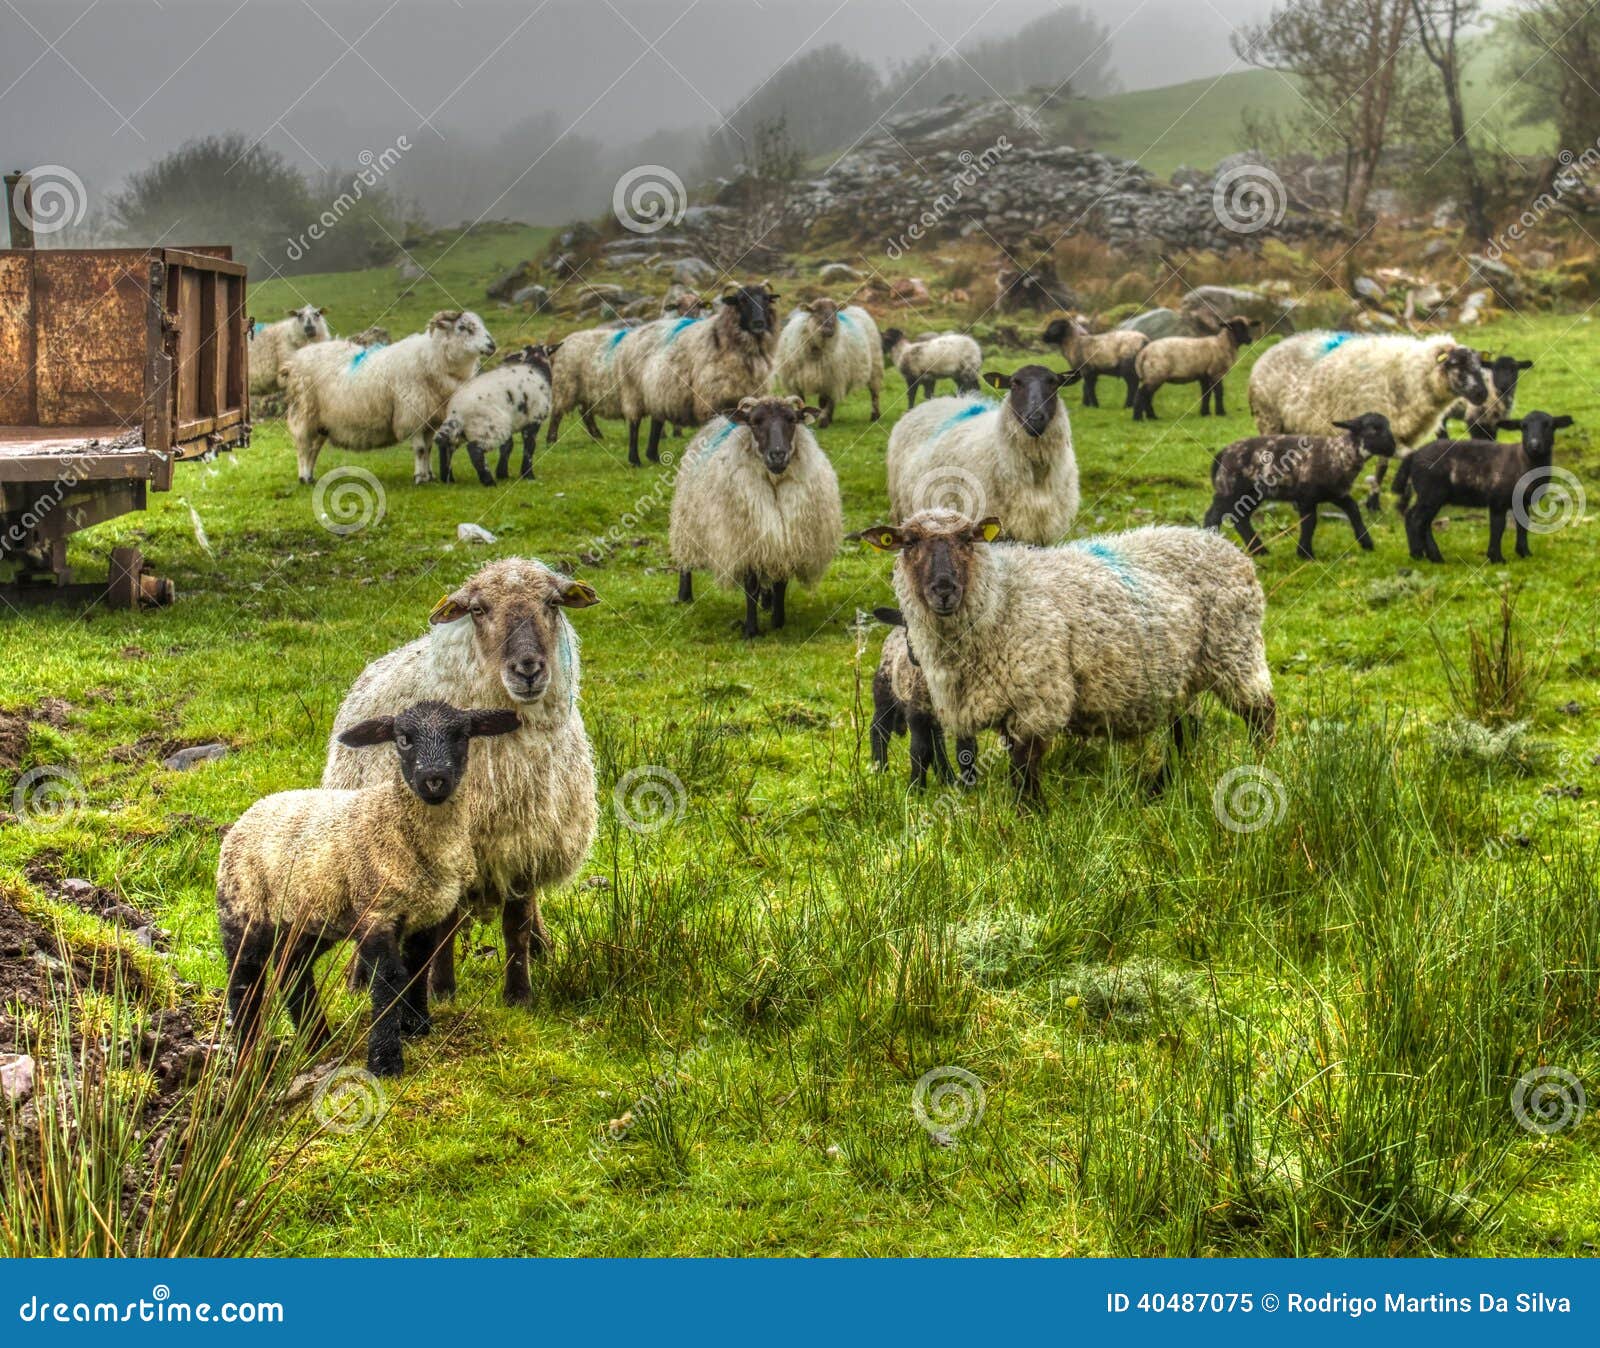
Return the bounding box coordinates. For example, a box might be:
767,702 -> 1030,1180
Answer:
1509,0 -> 1600,188
1411,0 -> 1490,242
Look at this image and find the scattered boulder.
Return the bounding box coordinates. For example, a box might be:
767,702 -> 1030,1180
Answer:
1182,284 -> 1294,333
486,261 -> 536,301
1353,276 -> 1386,306
1457,289 -> 1492,325
1466,254 -> 1520,304
0,1052 -> 34,1104
162,743 -> 227,772
510,284 -> 549,311
995,264 -> 1074,313
1118,307 -> 1190,339
819,262 -> 862,285
890,276 -> 932,305
672,257 -> 716,286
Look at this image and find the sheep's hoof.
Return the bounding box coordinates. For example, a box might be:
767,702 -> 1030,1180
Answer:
414,473 -> 432,486
401,1016 -> 432,1039
477,474 -> 495,488
519,469 -> 534,482
367,1052 -> 404,1078
502,984 -> 532,1007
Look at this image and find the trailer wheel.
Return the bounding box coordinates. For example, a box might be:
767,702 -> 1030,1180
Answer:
108,547 -> 175,610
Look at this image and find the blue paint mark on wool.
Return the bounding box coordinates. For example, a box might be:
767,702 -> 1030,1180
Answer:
836,309 -> 853,328
1070,538 -> 1139,591
705,418 -> 740,450
557,622 -> 576,709
662,316 -> 702,345
1313,332 -> 1357,357
348,343 -> 386,370
934,400 -> 995,438
251,322 -> 264,337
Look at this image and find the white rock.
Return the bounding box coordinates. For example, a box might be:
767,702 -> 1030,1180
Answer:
456,523 -> 497,545
0,1053 -> 36,1103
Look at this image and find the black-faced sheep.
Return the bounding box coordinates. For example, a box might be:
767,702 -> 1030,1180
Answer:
870,606 -> 976,788
1441,352 -> 1534,439
669,396 -> 843,638
283,310 -> 497,485
1132,316 -> 1257,421
434,343 -> 557,485
881,329 -> 983,407
1202,412 -> 1398,559
772,299 -> 883,426
1041,315 -> 1148,409
1395,411 -> 1576,564
886,365 -> 1080,546
323,559 -> 599,1007
858,510 -> 1276,799
218,700 -> 521,1077
249,305 -> 329,397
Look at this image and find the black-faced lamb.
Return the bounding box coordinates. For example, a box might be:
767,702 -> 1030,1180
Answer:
772,299 -> 884,426
1395,411 -> 1576,564
1132,315 -> 1257,421
669,396 -> 843,638
1202,412 -> 1398,559
249,305 -> 329,397
858,510 -> 1276,799
1441,352 -> 1533,439
1041,315 -> 1148,409
323,559 -> 599,1007
283,310 -> 496,485
218,700 -> 521,1077
881,329 -> 983,407
886,365 -> 1080,545
869,606 -> 976,788
434,343 -> 558,485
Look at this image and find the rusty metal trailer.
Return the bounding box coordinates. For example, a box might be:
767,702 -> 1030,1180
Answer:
0,175 -> 251,609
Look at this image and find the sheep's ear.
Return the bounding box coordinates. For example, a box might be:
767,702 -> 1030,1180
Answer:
1517,359 -> 1535,370
1552,415 -> 1575,429
430,310 -> 463,332
1055,368 -> 1082,387
338,716 -> 396,748
1499,417 -> 1523,432
873,606 -> 906,628
984,371 -> 1012,390
799,405 -> 823,424
554,578 -> 599,609
545,341 -> 563,358
855,526 -> 907,552
429,591 -> 471,625
1331,419 -> 1357,431
284,308 -> 298,317
969,517 -> 1003,544
467,709 -> 521,738
316,307 -> 327,316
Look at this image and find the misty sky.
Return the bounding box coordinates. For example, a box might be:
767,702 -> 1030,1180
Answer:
3,0 -> 1280,198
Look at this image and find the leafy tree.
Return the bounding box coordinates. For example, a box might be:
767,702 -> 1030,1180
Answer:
707,44 -> 882,171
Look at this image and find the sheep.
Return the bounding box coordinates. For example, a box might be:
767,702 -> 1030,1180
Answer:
881,329 -> 983,407
856,510 -> 1276,799
248,305 -> 330,396
1244,331 -> 1489,510
886,365 -> 1081,546
1201,412 -> 1398,560
669,396 -> 843,638
869,606 -> 976,788
283,310 -> 497,485
1441,352 -> 1533,439
1041,315 -> 1148,409
771,299 -> 883,426
323,558 -> 600,1007
1131,315 -> 1257,421
349,325 -> 391,348
1395,411 -> 1576,564
545,321 -> 635,447
434,343 -> 558,486
218,700 -> 521,1077
618,283 -> 781,467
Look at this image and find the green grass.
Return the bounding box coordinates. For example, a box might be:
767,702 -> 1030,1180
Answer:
3,241 -> 1599,1255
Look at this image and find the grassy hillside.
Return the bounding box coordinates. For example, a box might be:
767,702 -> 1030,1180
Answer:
2,227 -> 1596,1254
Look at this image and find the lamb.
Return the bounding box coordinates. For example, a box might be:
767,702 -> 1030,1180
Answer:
881,329 -> 983,407
1244,331 -> 1489,510
283,310 -> 497,485
1395,411 -> 1576,564
1441,352 -> 1533,439
771,299 -> 883,426
248,305 -> 329,396
546,321 -> 634,446
617,283 -> 781,467
218,700 -> 521,1077
1202,412 -> 1398,559
869,606 -> 977,788
323,558 -> 600,1007
669,396 -> 843,638
434,343 -> 557,485
1131,315 -> 1257,421
886,365 -> 1080,546
1041,315 -> 1148,409
857,510 -> 1277,799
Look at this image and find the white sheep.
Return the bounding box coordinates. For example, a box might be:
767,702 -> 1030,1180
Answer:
881,328 -> 983,407
1132,316 -> 1257,420
218,700 -> 521,1076
1041,315 -> 1147,409
617,284 -> 780,466
771,299 -> 883,426
434,343 -> 557,485
886,365 -> 1079,546
546,322 -> 634,446
323,558 -> 600,1006
283,310 -> 497,485
858,510 -> 1277,799
669,396 -> 843,638
248,305 -> 329,397
1248,331 -> 1493,511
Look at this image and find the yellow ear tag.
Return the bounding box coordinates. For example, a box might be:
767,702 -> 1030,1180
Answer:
429,594 -> 460,623
1436,350 -> 1451,364
981,523 -> 1002,542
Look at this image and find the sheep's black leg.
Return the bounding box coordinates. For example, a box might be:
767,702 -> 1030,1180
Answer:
1487,508 -> 1508,564
224,925 -> 273,1053
1202,496 -> 1227,531
906,381 -> 918,410
359,928 -> 407,1078
1410,503 -> 1445,562
500,896 -> 545,1006
1243,698 -> 1277,747
520,425 -> 539,479
428,906 -> 464,1001
627,419 -> 643,467
1403,506 -> 1426,560
1212,378 -> 1227,417
1334,494 -> 1372,550
817,395 -> 835,429
1008,735 -> 1046,803
1199,381 -> 1213,416
677,569 -> 694,603
928,721 -> 957,785
437,441 -> 454,483
463,441 -> 495,487
1081,371 -> 1098,408
1233,506 -> 1266,556
741,570 -> 761,639
923,377 -> 937,403
285,938 -> 331,1051
869,671 -> 898,772
1296,502 -> 1318,561
646,418 -> 665,464
399,927 -> 437,1039
1515,518 -> 1532,559
545,412 -> 563,447
494,437 -> 513,481
583,413 -> 603,441
869,388 -> 881,422
955,736 -> 978,788
770,579 -> 787,630
907,713 -> 937,788
1367,458 -> 1389,514
1122,371 -> 1139,409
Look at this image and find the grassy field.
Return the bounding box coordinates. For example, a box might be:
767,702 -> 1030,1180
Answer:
3,228 -> 1598,1256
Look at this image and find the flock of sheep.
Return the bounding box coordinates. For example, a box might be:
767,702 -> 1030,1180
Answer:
231,286 -> 1574,1077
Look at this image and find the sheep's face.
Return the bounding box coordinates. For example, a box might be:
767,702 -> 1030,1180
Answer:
722,284 -> 778,337
1222,316 -> 1257,346
859,509 -> 1003,620
336,700 -> 521,805
430,560 -> 598,703
1331,412 -> 1397,458
880,327 -> 905,355
1504,411 -> 1574,464
1438,346 -> 1488,405
288,305 -> 329,342
505,342 -> 559,378
430,309 -> 497,359
984,364 -> 1079,438
1482,353 -> 1534,404
802,299 -> 841,340
728,396 -> 818,475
